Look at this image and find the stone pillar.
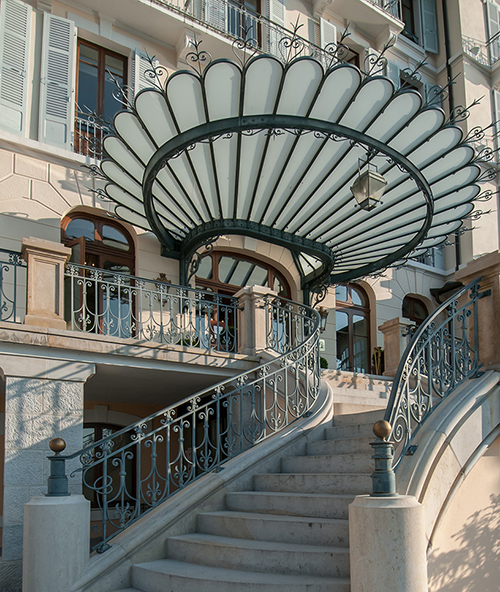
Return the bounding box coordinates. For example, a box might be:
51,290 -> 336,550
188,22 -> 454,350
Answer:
349,495 -> 428,592
235,285 -> 278,356
379,317 -> 415,377
21,237 -> 71,330
23,495 -> 90,592
0,355 -> 94,562
455,250 -> 500,371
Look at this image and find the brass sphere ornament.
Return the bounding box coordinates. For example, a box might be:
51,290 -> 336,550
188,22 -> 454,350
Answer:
49,437 -> 66,454
373,420 -> 392,440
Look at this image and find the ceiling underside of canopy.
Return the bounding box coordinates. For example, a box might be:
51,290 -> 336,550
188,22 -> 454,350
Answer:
99,54 -> 480,290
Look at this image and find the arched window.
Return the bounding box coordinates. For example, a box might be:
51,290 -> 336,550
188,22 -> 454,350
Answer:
195,251 -> 290,297
61,213 -> 135,273
62,213 -> 135,336
335,283 -> 370,373
402,295 -> 428,327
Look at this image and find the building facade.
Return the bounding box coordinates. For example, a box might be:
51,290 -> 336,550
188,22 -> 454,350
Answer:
0,0 -> 499,590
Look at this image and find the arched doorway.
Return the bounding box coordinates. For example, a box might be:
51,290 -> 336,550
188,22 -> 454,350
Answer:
335,283 -> 371,373
61,213 -> 136,336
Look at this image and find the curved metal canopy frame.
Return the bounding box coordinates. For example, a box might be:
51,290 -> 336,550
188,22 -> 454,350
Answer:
96,48 -> 481,295
142,115 -> 434,289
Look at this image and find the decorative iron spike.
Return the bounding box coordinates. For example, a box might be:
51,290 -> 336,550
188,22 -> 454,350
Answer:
232,25 -> 260,67
141,50 -> 168,91
400,57 -> 428,88
448,95 -> 483,124
185,37 -> 213,76
474,188 -> 499,202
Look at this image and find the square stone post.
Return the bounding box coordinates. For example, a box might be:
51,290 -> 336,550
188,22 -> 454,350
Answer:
234,285 -> 278,356
21,237 -> 71,330
379,317 -> 415,377
455,250 -> 500,371
0,355 -> 94,566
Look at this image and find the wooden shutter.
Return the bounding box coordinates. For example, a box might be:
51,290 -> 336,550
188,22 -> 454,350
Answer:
420,0 -> 439,54
385,60 -> 400,90
133,49 -> 158,97
205,0 -> 226,32
487,2 -> 500,62
38,13 -> 76,149
0,0 -> 32,135
267,0 -> 286,58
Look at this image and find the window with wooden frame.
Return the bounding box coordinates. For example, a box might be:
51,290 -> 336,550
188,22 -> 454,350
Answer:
335,283 -> 370,373
195,251 -> 290,297
62,213 -> 135,336
402,295 -> 428,327
75,39 -> 127,156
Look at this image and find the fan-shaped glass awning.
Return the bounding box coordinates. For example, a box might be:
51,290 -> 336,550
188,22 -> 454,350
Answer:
98,47 -> 481,292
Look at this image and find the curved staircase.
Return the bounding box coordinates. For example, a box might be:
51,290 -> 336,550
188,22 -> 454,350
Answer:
113,407 -> 383,592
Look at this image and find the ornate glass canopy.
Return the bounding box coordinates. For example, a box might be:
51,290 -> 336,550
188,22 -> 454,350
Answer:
95,39 -> 484,294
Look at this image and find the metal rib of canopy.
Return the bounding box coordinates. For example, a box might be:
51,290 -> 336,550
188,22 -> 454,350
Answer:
99,53 -> 480,290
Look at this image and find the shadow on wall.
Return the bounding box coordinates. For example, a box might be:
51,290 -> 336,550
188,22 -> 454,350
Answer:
427,493 -> 500,592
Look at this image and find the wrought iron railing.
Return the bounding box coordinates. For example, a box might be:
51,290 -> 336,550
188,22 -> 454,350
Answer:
53,294 -> 319,552
64,263 -> 238,353
462,33 -> 500,67
367,0 -> 401,18
74,110 -> 110,159
0,249 -> 26,324
384,277 -> 489,469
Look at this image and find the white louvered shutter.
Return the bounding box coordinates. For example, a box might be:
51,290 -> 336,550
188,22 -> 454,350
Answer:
424,82 -> 442,107
267,0 -> 286,58
133,50 -> 159,97
493,90 -> 500,144
38,13 -> 76,149
385,60 -> 400,90
487,2 -> 500,62
0,0 -> 32,135
420,0 -> 439,54
205,0 -> 226,32
320,18 -> 336,49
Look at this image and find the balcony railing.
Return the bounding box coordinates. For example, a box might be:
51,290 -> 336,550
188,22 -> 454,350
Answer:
0,249 -> 26,324
64,263 -> 238,353
366,0 -> 401,18
462,33 -> 500,67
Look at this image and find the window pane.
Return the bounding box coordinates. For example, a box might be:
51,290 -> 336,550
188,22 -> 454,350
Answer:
104,70 -> 124,121
77,61 -> 98,114
66,218 -> 95,241
197,255 -> 212,279
353,335 -> 369,373
102,225 -> 130,251
335,285 -> 348,302
80,44 -> 99,65
351,287 -> 366,306
105,54 -> 125,77
352,314 -> 368,336
336,311 -> 350,370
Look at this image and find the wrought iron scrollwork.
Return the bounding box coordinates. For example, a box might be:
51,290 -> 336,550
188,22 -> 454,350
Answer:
61,292 -> 320,552
384,277 -> 487,469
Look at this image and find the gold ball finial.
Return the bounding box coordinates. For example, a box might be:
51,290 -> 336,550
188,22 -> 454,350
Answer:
49,437 -> 66,454
373,420 -> 392,440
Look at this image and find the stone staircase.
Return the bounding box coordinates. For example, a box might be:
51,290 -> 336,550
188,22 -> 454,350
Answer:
114,405 -> 385,592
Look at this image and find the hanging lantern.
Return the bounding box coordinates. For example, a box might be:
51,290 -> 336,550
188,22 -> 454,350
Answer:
351,161 -> 387,211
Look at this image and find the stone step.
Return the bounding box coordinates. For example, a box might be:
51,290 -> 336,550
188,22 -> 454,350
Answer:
254,472 -> 371,495
308,436 -> 373,455
281,453 -> 372,474
333,409 -> 384,426
227,491 -> 354,519
325,423 -> 375,440
166,533 -> 350,578
132,559 -> 350,592
113,589 -> 140,592
197,511 -> 350,547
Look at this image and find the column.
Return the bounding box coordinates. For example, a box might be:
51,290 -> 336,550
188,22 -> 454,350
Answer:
21,237 -> 71,330
234,285 -> 278,356
378,317 -> 415,377
0,354 -> 94,562
455,250 -> 500,371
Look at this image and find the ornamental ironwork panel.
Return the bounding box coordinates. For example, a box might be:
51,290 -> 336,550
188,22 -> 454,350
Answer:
0,249 -> 26,324
384,277 -> 489,469
64,263 -> 238,353
58,294 -> 320,552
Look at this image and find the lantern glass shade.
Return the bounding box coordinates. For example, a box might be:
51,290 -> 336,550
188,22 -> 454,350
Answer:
318,306 -> 329,332
351,168 -> 388,211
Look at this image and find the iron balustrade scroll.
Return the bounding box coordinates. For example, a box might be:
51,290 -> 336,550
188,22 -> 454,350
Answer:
54,294 -> 320,552
384,277 -> 489,469
64,263 -> 237,353
0,249 -> 27,324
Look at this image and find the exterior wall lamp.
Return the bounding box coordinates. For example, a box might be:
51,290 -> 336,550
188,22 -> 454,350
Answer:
351,161 -> 388,211
318,306 -> 329,332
